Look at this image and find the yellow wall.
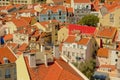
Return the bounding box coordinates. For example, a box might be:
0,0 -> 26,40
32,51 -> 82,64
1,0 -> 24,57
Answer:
16,54 -> 30,80
58,27 -> 68,43
33,22 -> 46,32
99,8 -> 120,28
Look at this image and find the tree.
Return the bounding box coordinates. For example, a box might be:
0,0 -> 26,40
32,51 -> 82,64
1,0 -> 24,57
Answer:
78,14 -> 99,27
73,58 -> 96,80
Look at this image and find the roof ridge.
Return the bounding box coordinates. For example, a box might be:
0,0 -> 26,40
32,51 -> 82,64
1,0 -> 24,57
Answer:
55,61 -> 63,70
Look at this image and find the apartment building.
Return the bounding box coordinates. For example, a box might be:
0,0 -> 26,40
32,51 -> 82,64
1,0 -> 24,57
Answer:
0,0 -> 35,6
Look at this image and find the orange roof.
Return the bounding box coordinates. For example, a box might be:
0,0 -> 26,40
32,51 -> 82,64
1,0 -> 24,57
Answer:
12,18 -> 29,28
21,17 -> 32,24
77,38 -> 89,45
41,5 -> 66,14
65,35 -> 76,43
5,43 -> 18,49
65,0 -> 71,3
65,35 -> 90,45
100,65 -> 116,71
74,0 -> 91,3
24,57 -> 83,80
32,30 -> 40,37
18,43 -> 28,51
96,27 -> 117,39
67,7 -> 73,13
0,46 -> 17,64
19,9 -> 36,13
97,48 -> 109,58
4,34 -> 13,41
4,5 -> 15,10
16,51 -> 23,55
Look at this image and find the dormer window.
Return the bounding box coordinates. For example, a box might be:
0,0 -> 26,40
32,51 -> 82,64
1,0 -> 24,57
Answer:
59,10 -> 62,15
3,57 -> 9,64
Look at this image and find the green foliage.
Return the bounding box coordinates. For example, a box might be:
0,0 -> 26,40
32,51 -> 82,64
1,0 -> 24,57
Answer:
73,59 -> 96,79
78,14 -> 99,27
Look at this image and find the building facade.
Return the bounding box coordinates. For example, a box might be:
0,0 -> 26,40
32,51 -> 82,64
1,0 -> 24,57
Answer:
0,0 -> 35,6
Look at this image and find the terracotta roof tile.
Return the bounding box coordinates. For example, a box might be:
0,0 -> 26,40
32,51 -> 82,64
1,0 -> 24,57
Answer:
18,43 -> 28,51
12,18 -> 29,28
65,0 -> 71,3
96,27 -> 117,39
74,0 -> 91,3
67,7 -> 73,13
0,46 -> 17,64
4,43 -> 18,49
97,48 -> 109,58
41,5 -> 66,14
77,38 -> 89,45
65,35 -> 90,45
24,57 -> 84,80
65,35 -> 76,43
4,34 -> 13,41
100,65 -> 116,71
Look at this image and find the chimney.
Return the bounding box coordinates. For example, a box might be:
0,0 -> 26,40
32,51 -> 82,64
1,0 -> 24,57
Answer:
75,34 -> 81,42
29,53 -> 36,67
44,54 -> 48,67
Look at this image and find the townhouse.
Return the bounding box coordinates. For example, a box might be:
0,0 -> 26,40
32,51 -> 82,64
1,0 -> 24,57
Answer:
96,26 -> 117,48
71,0 -> 92,23
61,35 -> 98,63
95,47 -> 120,79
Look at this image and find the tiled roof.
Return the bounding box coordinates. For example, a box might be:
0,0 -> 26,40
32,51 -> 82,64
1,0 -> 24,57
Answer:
24,57 -> 83,80
4,43 -> 18,50
97,48 -> 109,58
67,7 -> 73,13
65,0 -> 71,3
18,43 -> 28,51
103,0 -> 120,13
19,9 -> 36,13
64,35 -> 76,43
100,65 -> 116,71
21,17 -> 32,24
74,0 -> 91,3
4,34 -> 13,41
12,18 -> 29,28
0,46 -> 17,64
69,24 -> 96,35
41,5 -> 66,14
4,5 -> 15,10
77,38 -> 89,45
92,0 -> 100,11
96,27 -> 117,39
65,35 -> 90,45
16,51 -> 23,55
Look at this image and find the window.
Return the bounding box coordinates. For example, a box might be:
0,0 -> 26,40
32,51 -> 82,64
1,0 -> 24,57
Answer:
5,69 -> 11,78
110,14 -> 114,22
115,59 -> 118,62
0,70 -> 2,77
73,45 -> 76,48
116,52 -> 118,54
3,57 -> 9,64
59,11 -> 62,15
14,68 -> 16,75
59,16 -> 61,19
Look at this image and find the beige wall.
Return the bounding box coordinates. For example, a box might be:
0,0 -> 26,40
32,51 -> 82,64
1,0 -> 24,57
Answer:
16,54 -> 30,80
0,63 -> 16,80
58,27 -> 68,43
99,8 -> 120,28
